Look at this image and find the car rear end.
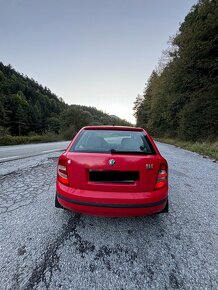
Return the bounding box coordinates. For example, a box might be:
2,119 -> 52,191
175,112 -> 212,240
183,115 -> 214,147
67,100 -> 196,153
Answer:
56,126 -> 168,217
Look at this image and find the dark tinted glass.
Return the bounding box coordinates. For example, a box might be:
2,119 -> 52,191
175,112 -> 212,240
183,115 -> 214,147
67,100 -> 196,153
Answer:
70,130 -> 156,155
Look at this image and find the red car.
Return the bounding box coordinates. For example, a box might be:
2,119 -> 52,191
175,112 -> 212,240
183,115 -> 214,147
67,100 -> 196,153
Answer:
55,126 -> 168,217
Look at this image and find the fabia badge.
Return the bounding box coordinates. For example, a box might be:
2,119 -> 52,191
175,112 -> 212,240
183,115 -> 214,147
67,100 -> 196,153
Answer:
146,164 -> 154,170
109,159 -> 116,166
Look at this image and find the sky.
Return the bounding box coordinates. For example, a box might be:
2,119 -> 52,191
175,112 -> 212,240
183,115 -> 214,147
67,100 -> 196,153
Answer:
0,0 -> 198,123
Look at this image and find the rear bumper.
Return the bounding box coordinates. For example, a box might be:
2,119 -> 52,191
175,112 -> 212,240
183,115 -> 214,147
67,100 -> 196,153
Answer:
56,181 -> 168,217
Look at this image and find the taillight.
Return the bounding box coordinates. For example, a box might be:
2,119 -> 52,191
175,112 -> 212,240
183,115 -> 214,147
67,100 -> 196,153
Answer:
57,158 -> 69,186
154,163 -> 168,190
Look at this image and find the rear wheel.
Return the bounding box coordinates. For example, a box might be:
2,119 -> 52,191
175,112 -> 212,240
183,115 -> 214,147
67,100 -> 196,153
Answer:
159,199 -> 168,213
55,194 -> 63,209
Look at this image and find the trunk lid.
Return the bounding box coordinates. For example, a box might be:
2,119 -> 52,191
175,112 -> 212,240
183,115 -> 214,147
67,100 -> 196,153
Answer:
66,152 -> 160,192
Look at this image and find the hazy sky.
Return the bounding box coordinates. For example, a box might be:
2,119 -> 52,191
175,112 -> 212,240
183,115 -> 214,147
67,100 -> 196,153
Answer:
0,0 -> 197,123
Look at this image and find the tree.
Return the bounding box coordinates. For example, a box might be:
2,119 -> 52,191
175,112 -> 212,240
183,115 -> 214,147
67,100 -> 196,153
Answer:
48,117 -> 61,134
133,0 -> 218,141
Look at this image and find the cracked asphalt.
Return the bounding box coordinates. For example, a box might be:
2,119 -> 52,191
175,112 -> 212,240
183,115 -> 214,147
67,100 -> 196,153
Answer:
0,142 -> 217,290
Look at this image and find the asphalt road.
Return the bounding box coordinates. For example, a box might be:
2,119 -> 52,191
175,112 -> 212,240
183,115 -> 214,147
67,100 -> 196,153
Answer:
0,141 -> 70,162
0,142 -> 217,290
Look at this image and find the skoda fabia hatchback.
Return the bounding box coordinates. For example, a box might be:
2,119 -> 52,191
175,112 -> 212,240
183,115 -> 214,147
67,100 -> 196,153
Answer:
55,126 -> 168,217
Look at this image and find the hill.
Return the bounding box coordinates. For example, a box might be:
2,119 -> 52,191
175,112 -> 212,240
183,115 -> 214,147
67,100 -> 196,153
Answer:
0,62 -> 131,142
133,0 -> 218,142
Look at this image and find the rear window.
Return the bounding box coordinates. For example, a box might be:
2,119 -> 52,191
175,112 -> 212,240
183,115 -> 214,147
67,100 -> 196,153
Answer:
70,129 -> 156,155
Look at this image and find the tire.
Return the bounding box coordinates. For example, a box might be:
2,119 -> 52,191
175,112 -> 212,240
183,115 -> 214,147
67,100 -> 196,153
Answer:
159,199 -> 168,213
55,194 -> 63,209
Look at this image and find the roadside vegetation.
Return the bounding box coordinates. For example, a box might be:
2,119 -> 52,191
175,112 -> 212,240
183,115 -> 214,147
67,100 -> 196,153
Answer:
156,138 -> 218,160
0,134 -> 63,146
133,0 -> 217,159
0,62 -> 131,145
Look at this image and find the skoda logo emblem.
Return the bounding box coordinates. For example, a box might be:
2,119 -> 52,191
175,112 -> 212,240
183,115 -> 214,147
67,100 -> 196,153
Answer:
109,159 -> 116,166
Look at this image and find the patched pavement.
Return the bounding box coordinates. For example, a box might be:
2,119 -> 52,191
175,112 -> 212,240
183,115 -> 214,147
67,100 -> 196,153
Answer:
0,143 -> 217,289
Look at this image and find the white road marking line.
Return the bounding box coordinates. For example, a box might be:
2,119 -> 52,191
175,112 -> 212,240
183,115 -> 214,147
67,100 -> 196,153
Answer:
0,155 -> 19,161
42,149 -> 63,153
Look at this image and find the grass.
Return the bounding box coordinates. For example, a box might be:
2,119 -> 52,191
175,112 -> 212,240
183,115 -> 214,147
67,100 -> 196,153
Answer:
0,134 -> 63,146
155,138 -> 218,160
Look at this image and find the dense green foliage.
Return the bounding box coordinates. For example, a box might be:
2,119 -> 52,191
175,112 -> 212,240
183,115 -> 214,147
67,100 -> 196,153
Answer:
133,0 -> 218,141
0,62 -> 131,141
0,134 -> 62,146
59,104 -> 131,139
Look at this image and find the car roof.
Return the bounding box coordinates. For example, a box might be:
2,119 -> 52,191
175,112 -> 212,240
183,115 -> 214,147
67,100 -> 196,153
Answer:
82,125 -> 145,132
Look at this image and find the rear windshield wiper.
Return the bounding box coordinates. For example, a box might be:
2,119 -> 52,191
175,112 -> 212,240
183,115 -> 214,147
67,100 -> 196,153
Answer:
110,149 -> 150,155
110,149 -> 118,153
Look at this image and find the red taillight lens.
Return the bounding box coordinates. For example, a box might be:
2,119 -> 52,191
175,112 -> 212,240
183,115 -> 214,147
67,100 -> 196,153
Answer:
155,163 -> 168,190
57,159 -> 69,186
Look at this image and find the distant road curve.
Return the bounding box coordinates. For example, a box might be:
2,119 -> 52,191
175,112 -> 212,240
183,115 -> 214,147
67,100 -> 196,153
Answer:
0,141 -> 70,163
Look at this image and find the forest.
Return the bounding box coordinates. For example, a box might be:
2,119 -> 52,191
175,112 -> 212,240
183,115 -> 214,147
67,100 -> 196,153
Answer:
0,62 -> 130,144
133,0 -> 217,142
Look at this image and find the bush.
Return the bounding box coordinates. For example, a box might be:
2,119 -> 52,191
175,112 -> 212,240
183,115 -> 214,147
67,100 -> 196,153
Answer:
0,134 -> 62,146
60,125 -> 76,140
